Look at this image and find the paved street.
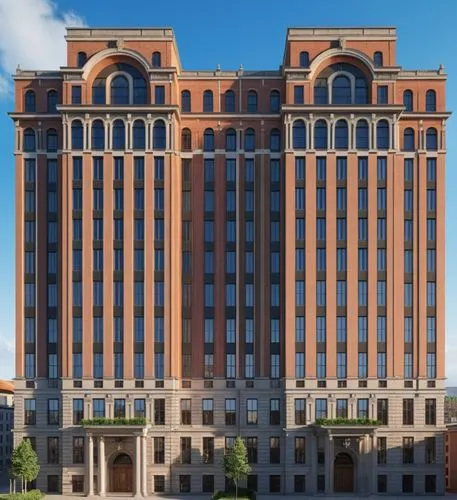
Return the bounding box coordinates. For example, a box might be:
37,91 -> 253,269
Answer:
40,495 -> 457,500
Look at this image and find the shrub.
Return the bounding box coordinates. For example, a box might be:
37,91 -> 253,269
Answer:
315,417 -> 380,426
213,488 -> 256,500
0,490 -> 44,500
81,417 -> 147,426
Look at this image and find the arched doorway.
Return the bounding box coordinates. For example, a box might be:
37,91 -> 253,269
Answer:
334,452 -> 354,493
110,453 -> 133,493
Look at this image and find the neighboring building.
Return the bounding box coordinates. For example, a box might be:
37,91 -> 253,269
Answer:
10,26 -> 449,496
445,394 -> 457,424
446,425 -> 457,492
0,380 -> 14,473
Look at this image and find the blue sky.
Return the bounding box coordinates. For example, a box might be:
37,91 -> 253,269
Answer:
0,0 -> 456,383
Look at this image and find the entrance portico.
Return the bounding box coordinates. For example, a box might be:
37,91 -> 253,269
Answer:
84,424 -> 150,497
311,423 -> 378,495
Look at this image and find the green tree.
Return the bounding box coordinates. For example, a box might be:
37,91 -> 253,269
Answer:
223,436 -> 251,500
10,439 -> 40,493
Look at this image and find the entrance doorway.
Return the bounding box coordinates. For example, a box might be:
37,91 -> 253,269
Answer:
334,452 -> 354,493
111,453 -> 133,493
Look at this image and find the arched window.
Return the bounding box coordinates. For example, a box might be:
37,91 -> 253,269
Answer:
376,120 -> 390,150
77,52 -> 87,68
153,120 -> 166,150
314,78 -> 328,104
270,90 -> 280,113
71,120 -> 84,150
225,128 -> 236,151
356,120 -> 369,149
181,128 -> 192,152
23,128 -> 36,152
299,51 -> 309,68
224,90 -> 235,112
132,120 -> 146,150
335,120 -> 348,149
426,128 -> 438,151
91,120 -> 105,150
203,90 -> 213,112
355,77 -> 369,104
46,129 -> 58,152
92,78 -> 106,105
244,128 -> 255,152
112,120 -> 125,150
24,90 -> 36,112
203,128 -> 214,152
374,51 -> 383,67
314,120 -> 328,150
270,129 -> 280,152
133,78 -> 147,105
47,90 -> 58,113
332,75 -> 351,104
152,52 -> 161,68
247,90 -> 258,112
293,120 -> 306,149
181,90 -> 191,112
403,128 -> 415,151
426,90 -> 436,112
403,90 -> 413,112
111,75 -> 129,105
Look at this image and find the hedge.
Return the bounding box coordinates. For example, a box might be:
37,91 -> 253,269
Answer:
315,417 -> 380,426
213,488 -> 256,500
0,490 -> 44,500
81,417 -> 147,426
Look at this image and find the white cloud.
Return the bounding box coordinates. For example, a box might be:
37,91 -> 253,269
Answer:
0,0 -> 85,96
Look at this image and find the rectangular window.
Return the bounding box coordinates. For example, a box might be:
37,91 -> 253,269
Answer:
377,352 -> 386,378
336,399 -> 348,418
402,437 -> 414,464
315,399 -> 327,419
155,85 -> 165,105
24,399 -> 36,425
269,437 -> 281,464
47,399 -> 59,425
247,399 -> 258,425
425,399 -> 436,425
294,85 -> 304,104
225,399 -> 236,426
270,399 -> 280,425
377,86 -> 388,104
153,437 -> 165,464
425,437 -> 436,464
377,399 -> 388,425
295,437 -> 306,464
154,399 -> 165,425
47,437 -> 59,464
73,436 -> 84,464
202,399 -> 214,425
92,399 -> 105,418
357,399 -> 368,419
72,399 -> 83,425
295,352 -> 305,378
317,352 -> 326,378
203,437 -> 214,464
358,352 -> 367,378
295,399 -> 306,425
403,399 -> 414,425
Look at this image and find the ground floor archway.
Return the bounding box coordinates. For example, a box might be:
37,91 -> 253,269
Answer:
334,452 -> 354,493
110,453 -> 133,493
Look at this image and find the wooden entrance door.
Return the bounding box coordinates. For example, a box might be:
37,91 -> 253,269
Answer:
111,453 -> 133,493
334,452 -> 354,493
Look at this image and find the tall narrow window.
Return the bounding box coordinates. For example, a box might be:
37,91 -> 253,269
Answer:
77,51 -> 87,68
335,120 -> 348,149
112,119 -> 125,150
403,128 -> 415,151
332,75 -> 351,104
181,90 -> 191,112
403,90 -> 413,112
91,120 -> 104,150
152,52 -> 161,68
426,90 -> 436,112
133,120 -> 146,150
47,90 -> 58,113
270,129 -> 280,152
293,120 -> 306,149
270,90 -> 280,112
376,120 -> 390,150
225,90 -> 235,112
153,120 -> 166,150
247,90 -> 257,112
244,128 -> 255,152
426,128 -> 438,151
23,128 -> 36,152
374,51 -> 383,67
314,120 -> 328,149
225,128 -> 236,151
111,75 -> 129,105
46,129 -> 58,152
356,120 -> 369,149
203,90 -> 213,112
299,51 -> 309,68
203,128 -> 214,152
24,90 -> 36,112
181,128 -> 192,152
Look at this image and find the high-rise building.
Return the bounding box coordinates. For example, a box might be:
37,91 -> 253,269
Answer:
11,27 -> 448,495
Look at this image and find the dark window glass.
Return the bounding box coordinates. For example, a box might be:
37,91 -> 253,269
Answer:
335,120 -> 348,149
92,78 -> 105,104
225,128 -> 236,151
23,128 -> 36,152
46,129 -> 58,152
314,120 -> 328,149
377,85 -> 388,104
71,85 -> 81,105
376,120 -> 390,149
299,51 -> 309,68
244,128 -> 255,151
152,52 -> 161,68
47,90 -> 58,113
24,90 -> 36,112
77,52 -> 87,67
270,90 -> 280,112
112,119 -> 125,150
155,85 -> 165,104
111,75 -> 129,105
426,128 -> 438,150
71,121 -> 83,150
356,120 -> 369,149
426,90 -> 436,112
225,90 -> 235,112
181,90 -> 191,112
294,85 -> 304,104
403,90 -> 413,112
203,90 -> 213,112
181,128 -> 192,151
332,75 -> 351,104
403,128 -> 415,151
314,78 -> 328,104
293,120 -> 306,149
91,120 -> 104,150
133,120 -> 146,150
247,90 -> 257,112
203,128 -> 214,151
374,51 -> 383,67
153,120 -> 166,150
270,129 -> 280,151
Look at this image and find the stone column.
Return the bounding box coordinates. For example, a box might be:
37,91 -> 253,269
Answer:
135,434 -> 141,497
325,434 -> 334,494
87,433 -> 94,496
141,435 -> 148,496
99,436 -> 106,496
